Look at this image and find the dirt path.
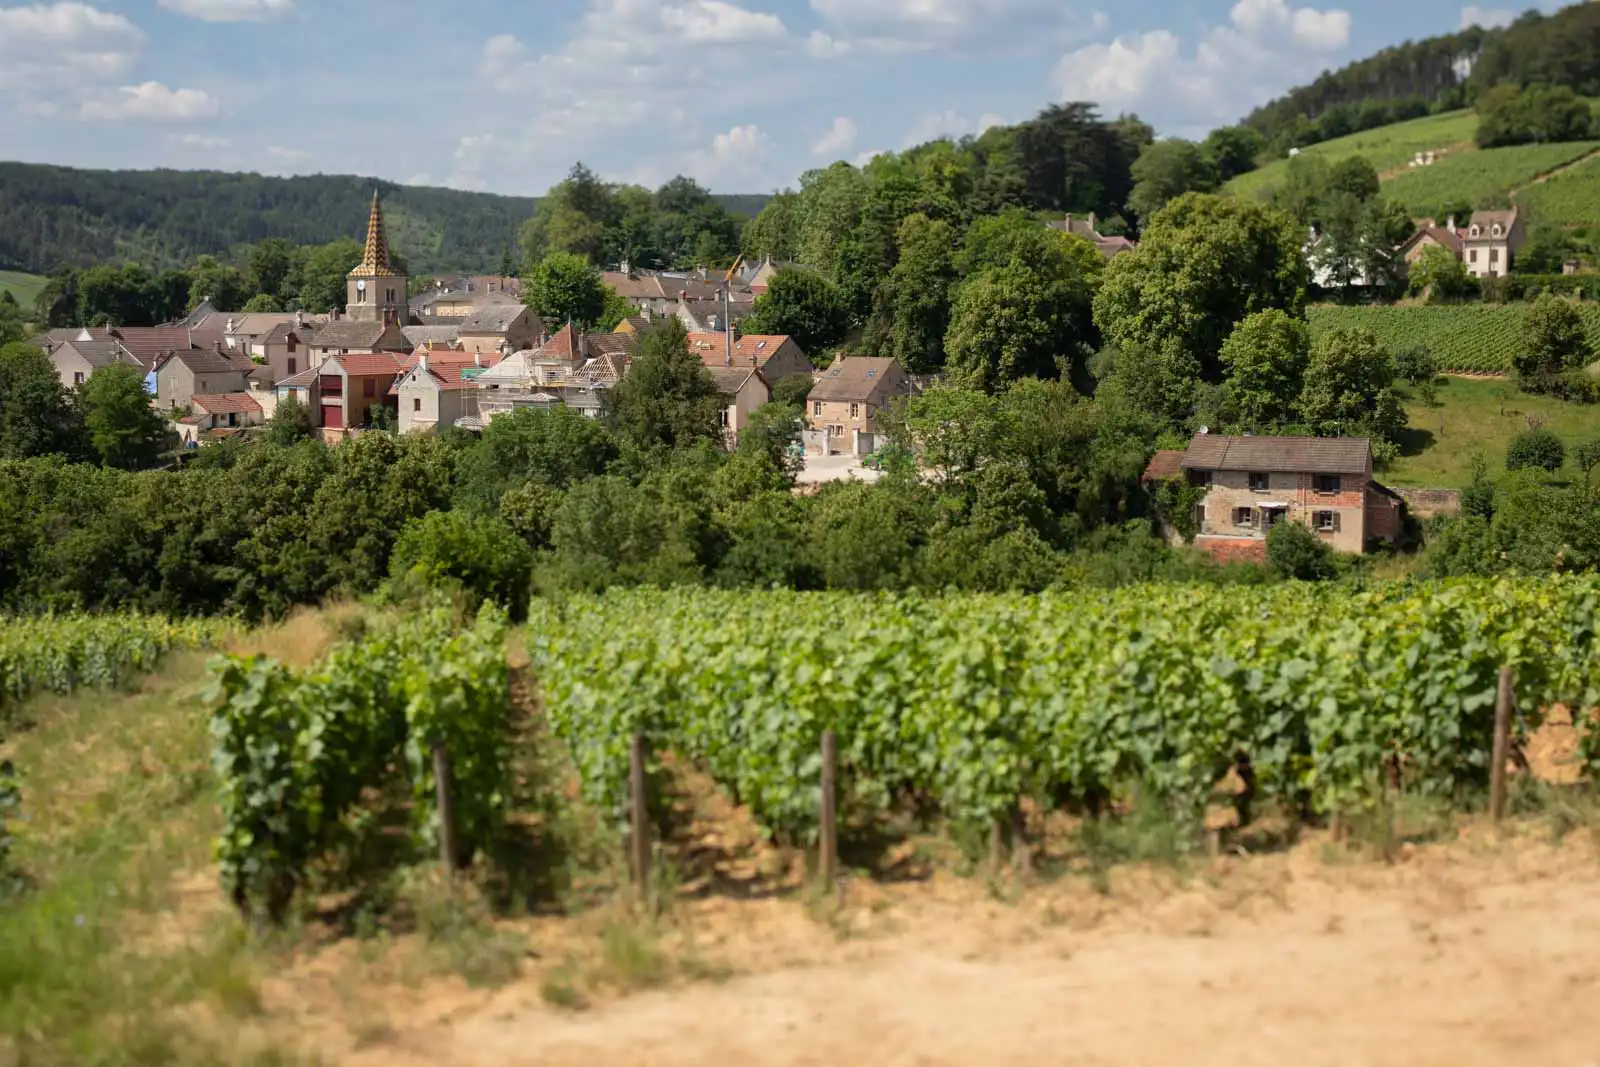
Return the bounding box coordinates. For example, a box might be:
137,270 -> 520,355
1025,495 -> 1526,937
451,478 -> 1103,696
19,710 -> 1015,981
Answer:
321,833 -> 1600,1067
1510,145 -> 1600,202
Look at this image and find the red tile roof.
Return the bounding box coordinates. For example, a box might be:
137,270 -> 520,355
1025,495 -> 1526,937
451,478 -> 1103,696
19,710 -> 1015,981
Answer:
685,333 -> 795,368
537,323 -> 581,364
330,353 -> 405,376
390,362 -> 485,394
1142,450 -> 1187,482
191,392 -> 263,416
109,327 -> 205,368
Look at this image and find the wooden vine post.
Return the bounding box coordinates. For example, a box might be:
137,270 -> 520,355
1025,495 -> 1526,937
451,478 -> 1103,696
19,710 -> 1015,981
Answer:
629,731 -> 651,896
819,729 -> 838,890
433,744 -> 459,878
1489,666 -> 1514,824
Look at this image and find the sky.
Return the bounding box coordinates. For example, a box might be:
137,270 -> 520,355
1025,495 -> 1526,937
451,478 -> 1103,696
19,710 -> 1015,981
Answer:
0,0 -> 1576,197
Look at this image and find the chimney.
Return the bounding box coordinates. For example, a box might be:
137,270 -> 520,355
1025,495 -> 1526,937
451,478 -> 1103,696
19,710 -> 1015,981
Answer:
1446,215 -> 1457,233
723,284 -> 732,368
620,258 -> 631,276
1088,211 -> 1097,235
419,352 -> 429,372
475,351 -> 483,367
294,310 -> 304,326
226,317 -> 235,334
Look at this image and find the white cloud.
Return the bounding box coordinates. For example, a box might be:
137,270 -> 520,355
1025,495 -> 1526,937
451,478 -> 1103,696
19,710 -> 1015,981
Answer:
157,0 -> 293,21
853,148 -> 888,167
1460,4 -> 1514,29
810,0 -> 966,29
902,109 -> 1007,146
79,81 -> 220,121
266,145 -> 309,161
0,2 -> 143,86
811,116 -> 858,156
809,0 -> 1098,48
706,124 -> 769,175
177,132 -> 232,148
658,0 -> 785,42
1052,0 -> 1352,130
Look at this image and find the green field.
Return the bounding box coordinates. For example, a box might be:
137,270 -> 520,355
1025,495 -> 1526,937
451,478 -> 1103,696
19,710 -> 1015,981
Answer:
1226,105 -> 1600,228
1517,152 -> 1600,229
1307,302 -> 1600,373
1226,110 -> 1478,201
1386,375 -> 1600,488
0,269 -> 46,312
1382,140 -> 1600,216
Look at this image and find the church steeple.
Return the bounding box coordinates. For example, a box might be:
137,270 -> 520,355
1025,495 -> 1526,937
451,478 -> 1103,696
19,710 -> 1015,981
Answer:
345,188 -> 407,323
350,188 -> 398,278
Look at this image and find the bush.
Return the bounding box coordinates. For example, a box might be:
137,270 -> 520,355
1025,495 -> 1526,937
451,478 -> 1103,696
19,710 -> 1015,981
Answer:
1514,294 -> 1593,391
1266,519 -> 1338,580
388,510 -> 534,618
1394,343 -> 1437,385
1505,428 -> 1566,474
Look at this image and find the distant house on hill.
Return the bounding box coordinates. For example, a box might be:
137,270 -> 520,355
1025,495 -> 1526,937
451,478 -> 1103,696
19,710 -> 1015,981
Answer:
804,356 -> 913,455
1398,218 -> 1465,268
1154,432 -> 1402,560
1046,213 -> 1136,259
1461,208 -> 1526,279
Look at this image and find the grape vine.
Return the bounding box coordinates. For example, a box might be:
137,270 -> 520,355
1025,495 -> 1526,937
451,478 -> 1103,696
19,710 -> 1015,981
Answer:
527,579 -> 1600,841
207,603 -> 512,918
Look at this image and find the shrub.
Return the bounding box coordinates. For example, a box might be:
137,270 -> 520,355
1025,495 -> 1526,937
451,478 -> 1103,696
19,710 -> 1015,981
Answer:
1505,428 -> 1566,474
1514,294 -> 1594,391
1394,343 -> 1437,385
388,510 -> 534,618
1266,519 -> 1338,580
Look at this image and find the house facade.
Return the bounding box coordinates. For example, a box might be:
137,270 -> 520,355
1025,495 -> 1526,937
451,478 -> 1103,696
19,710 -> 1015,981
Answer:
314,353 -> 404,436
175,392 -> 265,446
805,356 -> 912,453
307,320 -> 411,362
255,321 -> 315,387
395,353 -> 483,434
706,366 -> 771,440
42,335 -> 139,388
1175,433 -> 1401,558
1462,209 -> 1526,279
155,348 -> 250,410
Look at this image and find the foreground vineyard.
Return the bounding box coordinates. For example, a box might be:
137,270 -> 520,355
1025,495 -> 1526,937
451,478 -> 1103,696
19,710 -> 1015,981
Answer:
1308,303 -> 1600,372
0,613 -> 223,722
528,580 -> 1600,841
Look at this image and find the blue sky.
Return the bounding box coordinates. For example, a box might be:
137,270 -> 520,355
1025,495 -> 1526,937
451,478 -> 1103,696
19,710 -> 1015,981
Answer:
0,0 -> 1572,196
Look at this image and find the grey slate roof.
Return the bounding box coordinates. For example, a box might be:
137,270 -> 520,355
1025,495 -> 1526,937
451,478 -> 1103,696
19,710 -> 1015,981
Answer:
402,325 -> 462,346
1179,434 -> 1371,475
808,357 -> 904,404
62,339 -> 132,369
311,321 -> 391,350
458,305 -> 528,334
170,347 -> 246,376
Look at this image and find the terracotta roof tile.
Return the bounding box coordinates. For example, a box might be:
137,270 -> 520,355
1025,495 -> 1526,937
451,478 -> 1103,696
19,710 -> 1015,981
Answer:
1180,434 -> 1371,475
191,392 -> 262,415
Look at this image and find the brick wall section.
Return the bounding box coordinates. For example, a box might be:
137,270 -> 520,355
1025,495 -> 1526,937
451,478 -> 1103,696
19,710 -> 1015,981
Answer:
1366,492 -> 1404,542
1393,488 -> 1461,518
1195,537 -> 1269,564
1199,470 -> 1366,553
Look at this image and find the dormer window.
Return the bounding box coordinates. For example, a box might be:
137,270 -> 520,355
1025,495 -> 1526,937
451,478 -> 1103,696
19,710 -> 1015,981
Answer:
1492,225 -> 1502,237
1470,225 -> 1481,237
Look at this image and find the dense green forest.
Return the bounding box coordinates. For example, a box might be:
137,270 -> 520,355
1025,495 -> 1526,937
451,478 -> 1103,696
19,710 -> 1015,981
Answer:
1242,2 -> 1600,152
0,165 -> 767,276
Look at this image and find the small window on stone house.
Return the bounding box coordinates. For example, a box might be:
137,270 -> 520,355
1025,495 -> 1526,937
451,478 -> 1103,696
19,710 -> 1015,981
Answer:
1248,471 -> 1268,491
1470,249 -> 1478,263
413,397 -> 421,412
1232,506 -> 1256,528
1315,511 -> 1340,532
287,358 -> 297,375
1492,225 -> 1502,237
1314,474 -> 1341,494
720,408 -> 730,429
73,371 -> 84,385
1186,469 -> 1212,488
813,400 -> 822,416
849,402 -> 860,419
1490,248 -> 1499,263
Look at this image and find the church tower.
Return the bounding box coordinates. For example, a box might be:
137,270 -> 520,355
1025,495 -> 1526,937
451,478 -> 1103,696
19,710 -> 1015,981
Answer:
346,189 -> 407,323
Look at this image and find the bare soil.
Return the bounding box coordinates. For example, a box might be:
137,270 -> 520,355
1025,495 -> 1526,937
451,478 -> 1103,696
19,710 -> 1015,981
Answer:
253,821 -> 1600,1067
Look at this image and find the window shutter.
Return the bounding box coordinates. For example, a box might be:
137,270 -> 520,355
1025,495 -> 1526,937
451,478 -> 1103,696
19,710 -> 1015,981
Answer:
1333,513 -> 1342,533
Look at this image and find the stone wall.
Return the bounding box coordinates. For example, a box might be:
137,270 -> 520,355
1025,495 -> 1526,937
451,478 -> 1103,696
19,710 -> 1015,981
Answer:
1392,487 -> 1461,518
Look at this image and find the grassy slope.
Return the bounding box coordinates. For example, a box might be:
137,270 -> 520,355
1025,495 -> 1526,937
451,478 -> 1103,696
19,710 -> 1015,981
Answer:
1386,376 -> 1600,488
1307,303 -> 1600,373
1517,152 -> 1600,229
1225,105 -> 1600,226
1226,110 -> 1478,201
0,269 -> 45,311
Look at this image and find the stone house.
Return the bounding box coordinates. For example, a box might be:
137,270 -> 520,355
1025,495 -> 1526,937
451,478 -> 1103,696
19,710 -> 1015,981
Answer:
805,356 -> 912,454
255,321 -> 315,387
307,320 -> 411,363
706,365 -> 771,441
394,352 -> 484,434
1398,218 -> 1465,268
175,392 -> 265,446
1176,433 -> 1402,558
222,313 -> 296,357
41,333 -> 140,389
457,305 -> 545,361
154,348 -> 250,410
1047,213 -> 1137,259
1462,209 -> 1526,279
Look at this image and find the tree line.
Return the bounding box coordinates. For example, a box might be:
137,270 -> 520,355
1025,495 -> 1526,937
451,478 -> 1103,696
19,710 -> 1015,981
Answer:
1242,2 -> 1600,156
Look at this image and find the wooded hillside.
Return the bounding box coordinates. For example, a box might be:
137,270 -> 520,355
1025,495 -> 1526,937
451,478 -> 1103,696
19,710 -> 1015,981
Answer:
0,164 -> 767,276
1243,2 -> 1600,152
